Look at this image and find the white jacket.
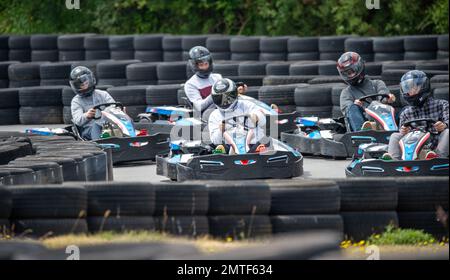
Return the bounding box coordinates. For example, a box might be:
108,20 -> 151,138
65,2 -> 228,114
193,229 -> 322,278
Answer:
184,73 -> 222,113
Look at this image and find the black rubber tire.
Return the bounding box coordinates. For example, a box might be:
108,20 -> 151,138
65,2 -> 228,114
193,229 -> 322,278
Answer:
430,74 -> 449,84
331,86 -> 345,106
9,79 -> 41,88
260,37 -> 288,53
269,180 -> 340,215
205,182 -> 271,215
14,156 -> 78,182
110,51 -> 134,60
342,211 -> 399,241
288,37 -> 319,52
133,35 -> 163,51
396,177 -> 448,212
8,62 -> 44,80
433,87 -> 449,101
398,211 -> 448,239
0,187 -> 12,219
335,178 -> 398,212
154,184 -> 208,216
97,79 -> 127,86
438,34 -> 449,51
85,50 -> 111,60
319,52 -> 342,61
259,52 -> 287,61
157,80 -> 185,86
0,109 -> 19,125
271,215 -> 344,236
97,60 -> 140,79
62,106 -> 72,124
134,50 -> 163,62
8,185 -> 87,219
290,62 -> 319,75
62,87 -> 76,106
374,52 -> 404,62
287,52 -> 320,61
8,50 -> 31,62
214,63 -> 239,76
296,106 -> 332,118
19,86 -> 63,106
146,84 -> 180,106
163,51 -> 183,62
0,50 -> 7,61
181,35 -> 207,51
206,36 -> 231,52
318,62 -> 339,76
209,215 -> 272,240
84,182 -> 155,216
259,84 -> 305,105
0,80 -> 7,88
294,85 -> 332,106
319,36 -> 349,53
0,168 -> 36,185
381,69 -> 411,86
58,34 -> 92,50
40,79 -> 69,86
210,52 -> 231,60
0,35 -> 9,48
12,219 -> 88,238
365,63 -> 383,77
345,38 -> 373,53
162,36 -> 183,51
382,61 -> 416,71
230,52 -> 260,61
106,85 -> 147,105
266,62 -> 291,76
31,50 -> 58,62
0,88 -> 19,108
0,61 -> 19,79
127,80 -> 157,86
404,51 -> 437,60
87,216 -> 155,233
0,145 -> 29,165
30,35 -> 57,50
40,62 -> 74,79
243,86 -> 259,99
437,50 -> 449,59
58,50 -> 85,61
155,216 -> 209,237
404,35 -> 438,52
415,61 -> 449,71
230,37 -> 260,53
227,76 -> 264,87
308,76 -> 345,85
238,62 -> 268,76
84,35 -> 110,50
109,35 -> 134,50
126,62 -> 158,81
8,35 -> 31,49
19,106 -> 63,124
373,37 -> 404,52
263,75 -> 316,86
156,62 -> 187,80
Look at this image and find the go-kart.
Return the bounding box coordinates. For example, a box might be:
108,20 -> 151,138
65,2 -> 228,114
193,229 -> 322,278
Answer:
346,118 -> 449,177
156,114 -> 303,181
281,93 -> 399,159
26,103 -> 170,165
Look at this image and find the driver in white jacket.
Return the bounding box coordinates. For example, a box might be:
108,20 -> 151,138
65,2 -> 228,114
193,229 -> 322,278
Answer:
208,78 -> 268,154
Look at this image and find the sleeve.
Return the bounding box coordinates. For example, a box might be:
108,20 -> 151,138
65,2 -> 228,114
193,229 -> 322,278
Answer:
184,82 -> 213,113
374,80 -> 390,96
71,99 -> 89,127
208,111 -> 224,145
399,108 -> 411,128
441,101 -> 449,128
104,91 -> 115,103
340,88 -> 354,116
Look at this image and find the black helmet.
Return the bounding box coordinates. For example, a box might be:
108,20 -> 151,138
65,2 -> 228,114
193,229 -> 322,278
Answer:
211,78 -> 238,110
337,52 -> 366,86
188,46 -> 213,79
400,70 -> 431,107
70,66 -> 96,96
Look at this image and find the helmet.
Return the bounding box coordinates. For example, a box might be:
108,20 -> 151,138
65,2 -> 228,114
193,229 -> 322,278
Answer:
70,66 -> 96,96
337,52 -> 366,86
188,46 -> 213,79
400,70 -> 431,107
211,78 -> 238,111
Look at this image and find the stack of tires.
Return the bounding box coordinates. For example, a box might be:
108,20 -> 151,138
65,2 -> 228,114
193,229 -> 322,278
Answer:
162,36 -> 183,62
97,60 -> 140,86
288,37 -> 319,61
8,36 -> 31,62
126,62 -> 158,86
107,86 -> 147,120
319,36 -> 351,61
336,178 -> 399,241
85,182 -> 156,233
8,62 -> 44,88
265,61 -> 292,76
154,184 -> 209,237
109,35 -> 135,60
0,88 -> 20,125
0,187 -> 11,230
270,180 -> 343,239
404,35 -> 437,61
345,37 -> 374,62
146,85 -> 180,107
431,74 -> 449,101
18,86 -> 64,124
230,36 -> 260,61
206,36 -> 232,61
0,36 -> 8,61
236,61 -> 267,87
39,62 -> 73,86
0,167 -> 37,186
259,37 -> 288,61
373,37 -> 404,62
156,62 -> 186,85
30,35 -> 59,62
182,35 -> 208,61
134,35 -> 163,62
437,34 -> 449,59
396,177 -> 448,240
0,136 -> 33,166
8,185 -> 88,238
331,85 -> 346,118
207,182 -> 272,240
58,35 -> 89,61
259,84 -> 304,113
84,35 -> 111,60
294,84 -> 335,118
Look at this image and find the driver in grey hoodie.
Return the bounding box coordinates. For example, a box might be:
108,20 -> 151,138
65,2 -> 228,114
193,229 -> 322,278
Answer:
70,66 -> 115,140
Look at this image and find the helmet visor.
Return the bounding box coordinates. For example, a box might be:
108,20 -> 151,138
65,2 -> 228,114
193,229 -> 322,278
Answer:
212,93 -> 235,109
401,76 -> 424,96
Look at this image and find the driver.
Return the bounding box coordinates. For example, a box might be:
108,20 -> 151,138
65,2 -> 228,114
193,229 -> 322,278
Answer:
383,70 -> 449,160
70,66 -> 115,140
208,78 -> 268,154
338,52 -> 397,131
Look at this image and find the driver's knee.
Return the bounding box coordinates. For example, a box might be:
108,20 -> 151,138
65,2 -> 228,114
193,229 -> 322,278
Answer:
437,129 -> 449,157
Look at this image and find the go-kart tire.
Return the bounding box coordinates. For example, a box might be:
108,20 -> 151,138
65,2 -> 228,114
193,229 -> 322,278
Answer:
404,51 -> 436,60
107,85 -> 147,105
296,106 -> 332,118
214,63 -> 239,76
85,50 -> 110,60
290,63 -> 319,75
59,50 -> 85,61
260,37 -> 288,53
271,215 -> 344,237
433,87 -> 449,101
319,36 -> 349,53
205,181 -> 271,215
238,62 -> 268,76
398,212 -> 448,239
84,35 -> 110,50
287,52 -> 320,61
266,62 -> 291,76
8,62 -> 44,80
374,52 -> 404,62
19,106 -> 63,124
263,75 -> 317,86
0,187 -> 12,219
146,84 -> 180,106
230,37 -> 260,53
19,86 -> 64,106
259,52 -> 287,61
209,215 -> 272,240
40,62 -> 73,79
288,37 -> 318,53
154,184 -> 208,216
231,52 -> 259,61
259,84 -> 307,106
342,211 -> 399,241
97,60 -> 141,79
7,161 -> 63,184
335,178 -> 398,211
318,62 -> 339,76
345,38 -> 373,54
126,62 -> 158,81
84,182 -> 155,216
373,37 -> 404,53
269,180 -> 340,215
404,35 -> 437,52
396,177 -> 448,212
156,62 -> 187,81
8,185 -> 87,219
206,36 -> 231,52
11,218 -> 88,238
0,88 -> 19,108
31,50 -> 58,62
154,216 -> 209,237
87,216 -> 155,233
294,85 -> 332,107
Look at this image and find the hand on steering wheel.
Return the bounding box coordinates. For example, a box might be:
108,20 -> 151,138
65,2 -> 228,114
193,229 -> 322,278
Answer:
92,102 -> 124,120
359,93 -> 391,105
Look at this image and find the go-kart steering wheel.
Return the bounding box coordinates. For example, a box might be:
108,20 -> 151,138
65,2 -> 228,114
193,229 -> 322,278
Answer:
359,93 -> 391,104
403,118 -> 436,132
92,102 -> 124,120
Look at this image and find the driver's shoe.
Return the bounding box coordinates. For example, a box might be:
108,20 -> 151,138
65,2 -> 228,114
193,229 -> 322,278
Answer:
214,145 -> 226,154
381,153 -> 393,161
361,121 -> 374,131
425,151 -> 438,160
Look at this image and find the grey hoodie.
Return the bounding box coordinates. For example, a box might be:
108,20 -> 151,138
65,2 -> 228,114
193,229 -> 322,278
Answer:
71,89 -> 115,128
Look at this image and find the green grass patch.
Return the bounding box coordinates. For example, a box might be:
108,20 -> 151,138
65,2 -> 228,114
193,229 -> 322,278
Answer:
367,225 -> 442,246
